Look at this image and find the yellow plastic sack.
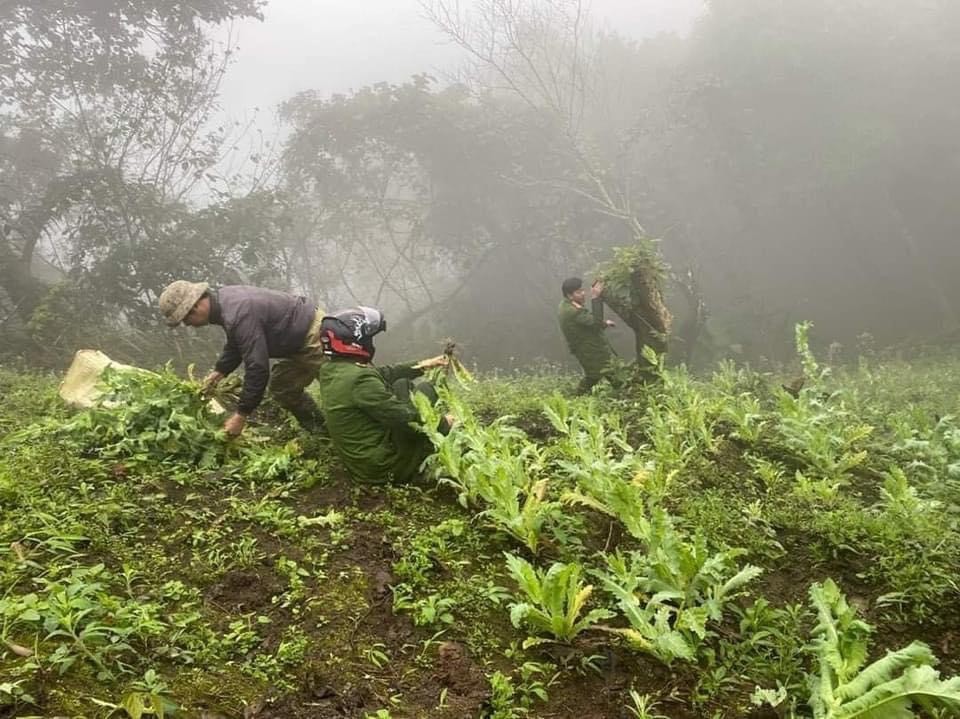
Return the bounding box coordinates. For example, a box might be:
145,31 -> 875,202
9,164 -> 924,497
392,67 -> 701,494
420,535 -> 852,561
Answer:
59,349 -> 224,413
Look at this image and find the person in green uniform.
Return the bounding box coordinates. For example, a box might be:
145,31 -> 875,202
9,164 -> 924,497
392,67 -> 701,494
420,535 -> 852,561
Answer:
557,277 -> 616,395
317,306 -> 451,484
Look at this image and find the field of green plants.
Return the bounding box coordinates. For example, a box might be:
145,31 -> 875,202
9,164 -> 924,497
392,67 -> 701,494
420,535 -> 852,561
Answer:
2,328 -> 960,719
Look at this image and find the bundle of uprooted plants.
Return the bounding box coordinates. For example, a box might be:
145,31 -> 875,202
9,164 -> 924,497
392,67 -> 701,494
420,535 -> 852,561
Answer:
7,367 -> 229,468
594,242 -> 673,358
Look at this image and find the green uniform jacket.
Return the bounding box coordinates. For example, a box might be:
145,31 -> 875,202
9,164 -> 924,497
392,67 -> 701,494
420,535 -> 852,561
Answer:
318,359 -> 429,484
557,299 -> 612,376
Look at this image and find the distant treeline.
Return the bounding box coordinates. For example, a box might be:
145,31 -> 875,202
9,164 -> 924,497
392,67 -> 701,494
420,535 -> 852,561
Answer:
2,0 -> 958,370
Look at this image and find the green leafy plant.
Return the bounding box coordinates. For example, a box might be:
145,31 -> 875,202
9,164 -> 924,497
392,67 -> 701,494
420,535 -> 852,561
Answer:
0,679 -> 35,710
392,587 -> 456,627
2,564 -> 171,678
486,670 -> 522,719
504,554 -> 613,644
795,321 -> 827,383
415,388 -> 545,524
413,388 -> 482,505
227,495 -> 300,537
114,669 -> 178,718
728,599 -> 807,700
598,512 -> 761,665
544,394 -> 633,471
561,468 -> 651,544
274,557 -> 313,609
625,690 -> 670,719
856,466 -> 958,620
478,474 -> 560,555
547,395 -> 654,541
773,325 -> 873,484
57,367 -> 229,468
245,628 -> 311,686
640,358 -> 724,488
240,440 -> 303,481
807,578 -> 960,718
721,392 -> 767,444
419,389 -> 563,552
483,663 -> 558,719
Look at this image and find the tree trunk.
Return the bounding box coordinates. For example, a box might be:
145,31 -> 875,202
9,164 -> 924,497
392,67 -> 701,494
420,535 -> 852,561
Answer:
601,264 -> 671,365
0,232 -> 47,324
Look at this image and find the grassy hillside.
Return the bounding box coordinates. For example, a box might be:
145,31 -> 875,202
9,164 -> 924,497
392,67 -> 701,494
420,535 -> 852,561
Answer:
2,339 -> 959,718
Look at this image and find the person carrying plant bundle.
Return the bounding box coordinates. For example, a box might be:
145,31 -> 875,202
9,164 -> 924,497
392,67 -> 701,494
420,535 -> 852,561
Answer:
557,276 -> 616,395
158,280 -> 327,437
316,306 -> 452,484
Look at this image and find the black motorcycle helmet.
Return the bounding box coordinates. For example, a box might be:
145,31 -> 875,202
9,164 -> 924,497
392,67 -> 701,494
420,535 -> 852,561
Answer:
319,306 -> 387,360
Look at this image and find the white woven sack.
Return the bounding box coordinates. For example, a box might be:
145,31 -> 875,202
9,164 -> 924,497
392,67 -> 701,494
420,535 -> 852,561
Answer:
59,349 -> 225,413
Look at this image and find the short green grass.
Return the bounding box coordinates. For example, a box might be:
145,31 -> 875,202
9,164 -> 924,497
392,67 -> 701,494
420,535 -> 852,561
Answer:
1,343 -> 960,718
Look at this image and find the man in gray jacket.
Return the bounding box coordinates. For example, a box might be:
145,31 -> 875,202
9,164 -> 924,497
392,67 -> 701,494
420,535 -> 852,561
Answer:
159,280 -> 325,437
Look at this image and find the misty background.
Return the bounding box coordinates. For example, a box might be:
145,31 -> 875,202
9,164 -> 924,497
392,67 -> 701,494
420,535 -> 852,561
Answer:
2,0 -> 958,371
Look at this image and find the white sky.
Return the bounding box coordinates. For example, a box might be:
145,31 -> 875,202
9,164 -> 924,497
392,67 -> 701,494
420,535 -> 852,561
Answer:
218,0 -> 705,118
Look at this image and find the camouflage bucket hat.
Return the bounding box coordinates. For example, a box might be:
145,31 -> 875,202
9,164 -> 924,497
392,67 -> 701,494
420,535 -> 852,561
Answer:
159,280 -> 209,326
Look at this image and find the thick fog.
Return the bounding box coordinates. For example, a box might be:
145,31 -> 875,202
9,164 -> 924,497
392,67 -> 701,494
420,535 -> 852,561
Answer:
217,0 -> 704,115
1,0 -> 957,370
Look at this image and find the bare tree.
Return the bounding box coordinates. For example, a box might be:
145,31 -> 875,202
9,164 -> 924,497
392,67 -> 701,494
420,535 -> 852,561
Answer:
422,0 -> 671,358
